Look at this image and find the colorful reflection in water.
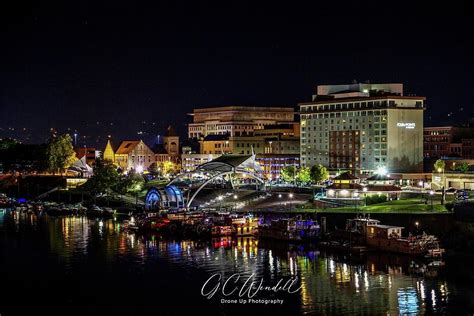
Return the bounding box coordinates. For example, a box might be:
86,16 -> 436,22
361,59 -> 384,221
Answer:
0,212 -> 472,315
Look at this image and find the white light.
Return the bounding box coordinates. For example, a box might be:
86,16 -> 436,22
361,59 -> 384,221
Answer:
278,194 -> 282,198
136,165 -> 144,174
397,122 -> 416,129
376,166 -> 387,176
328,189 -> 335,195
341,189 -> 349,196
418,181 -> 424,187
233,195 -> 238,199
362,187 -> 368,192
429,190 -> 434,195
218,196 -> 223,201
289,193 -> 294,198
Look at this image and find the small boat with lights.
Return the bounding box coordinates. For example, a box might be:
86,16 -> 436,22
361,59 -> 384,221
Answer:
258,217 -> 320,242
338,217 -> 445,258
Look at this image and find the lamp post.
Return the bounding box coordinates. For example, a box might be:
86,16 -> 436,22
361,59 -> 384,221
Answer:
233,194 -> 238,211
362,187 -> 368,206
289,193 -> 294,210
73,132 -> 78,147
438,167 -> 445,205
278,193 -> 282,210
429,190 -> 434,210
418,180 -> 424,202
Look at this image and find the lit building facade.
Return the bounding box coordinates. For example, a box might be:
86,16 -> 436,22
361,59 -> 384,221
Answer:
188,106 -> 295,139
255,154 -> 300,180
299,83 -> 424,174
423,126 -> 474,158
114,140 -> 155,171
181,153 -> 219,171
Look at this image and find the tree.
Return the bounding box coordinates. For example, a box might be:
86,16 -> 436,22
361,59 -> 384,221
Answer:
454,162 -> 470,173
160,160 -> 178,177
118,170 -> 145,195
296,166 -> 311,185
46,134 -> 77,174
280,166 -> 297,183
310,164 -> 329,184
434,159 -> 445,172
84,159 -> 121,196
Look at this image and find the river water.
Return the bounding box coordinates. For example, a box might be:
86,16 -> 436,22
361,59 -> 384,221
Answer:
1,211 -> 473,315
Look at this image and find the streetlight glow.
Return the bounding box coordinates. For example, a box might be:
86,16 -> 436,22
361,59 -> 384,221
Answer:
376,166 -> 388,176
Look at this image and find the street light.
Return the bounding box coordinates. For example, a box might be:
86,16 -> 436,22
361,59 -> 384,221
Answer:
289,193 -> 294,210
73,132 -> 78,146
429,190 -> 434,210
233,194 -> 238,211
438,167 -> 446,205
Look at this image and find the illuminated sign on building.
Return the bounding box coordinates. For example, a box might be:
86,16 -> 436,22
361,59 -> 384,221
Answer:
397,122 -> 416,129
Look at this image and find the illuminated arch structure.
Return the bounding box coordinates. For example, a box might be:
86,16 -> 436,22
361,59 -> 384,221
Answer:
145,154 -> 264,211
144,185 -> 185,211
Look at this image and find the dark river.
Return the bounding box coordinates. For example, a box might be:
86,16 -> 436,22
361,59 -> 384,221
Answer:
1,210 -> 473,315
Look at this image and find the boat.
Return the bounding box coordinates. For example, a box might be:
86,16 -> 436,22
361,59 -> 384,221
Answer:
211,225 -> 232,237
87,205 -> 115,218
227,214 -> 259,237
258,217 -> 320,242
339,217 -> 445,258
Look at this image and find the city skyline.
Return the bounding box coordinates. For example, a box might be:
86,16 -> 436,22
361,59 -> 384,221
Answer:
1,1 -> 473,144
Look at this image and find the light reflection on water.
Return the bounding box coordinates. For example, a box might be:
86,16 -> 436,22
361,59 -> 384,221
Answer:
0,211 -> 468,315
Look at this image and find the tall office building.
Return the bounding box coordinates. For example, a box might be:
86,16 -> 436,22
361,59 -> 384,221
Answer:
299,83 -> 424,174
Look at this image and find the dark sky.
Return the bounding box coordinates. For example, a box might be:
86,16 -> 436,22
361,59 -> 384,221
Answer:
1,0 -> 473,146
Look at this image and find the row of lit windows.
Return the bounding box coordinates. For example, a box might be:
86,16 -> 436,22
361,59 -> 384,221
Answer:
301,100 -> 422,112
301,110 -> 389,118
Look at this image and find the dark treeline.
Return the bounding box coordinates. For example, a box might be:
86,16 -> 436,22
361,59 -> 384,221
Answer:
0,138 -> 48,172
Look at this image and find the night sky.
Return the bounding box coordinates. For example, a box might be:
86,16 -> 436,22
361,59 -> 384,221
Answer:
1,1 -> 473,146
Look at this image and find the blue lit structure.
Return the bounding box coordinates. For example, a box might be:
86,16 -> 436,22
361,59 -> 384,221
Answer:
144,185 -> 185,211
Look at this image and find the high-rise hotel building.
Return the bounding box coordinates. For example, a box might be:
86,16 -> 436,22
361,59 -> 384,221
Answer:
299,83 -> 424,174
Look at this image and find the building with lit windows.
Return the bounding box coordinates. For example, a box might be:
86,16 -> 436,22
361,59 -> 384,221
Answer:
188,106 -> 296,139
299,83 -> 424,174
103,126 -> 181,171
423,126 -> 474,158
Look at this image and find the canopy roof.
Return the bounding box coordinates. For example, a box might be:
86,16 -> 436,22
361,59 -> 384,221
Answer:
197,154 -> 262,173
69,156 -> 93,174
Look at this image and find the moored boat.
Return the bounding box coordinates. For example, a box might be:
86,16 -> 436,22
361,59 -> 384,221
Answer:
258,217 -> 320,242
